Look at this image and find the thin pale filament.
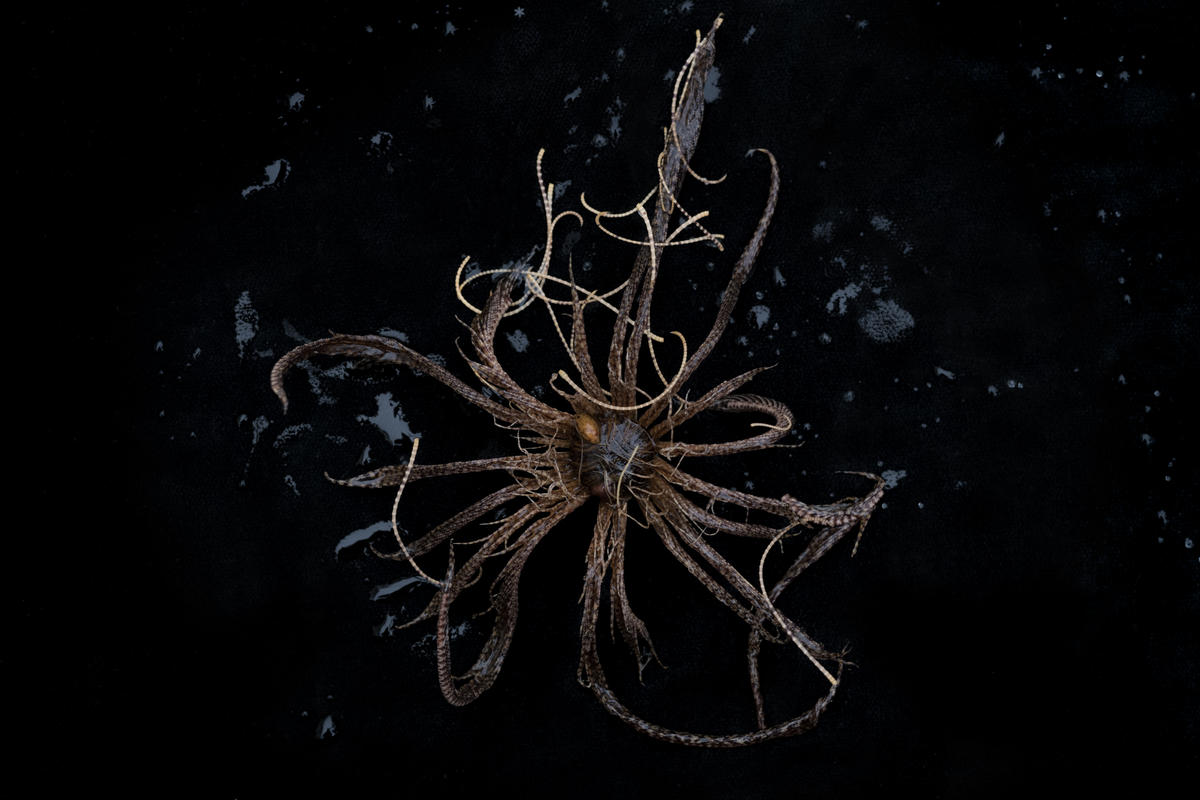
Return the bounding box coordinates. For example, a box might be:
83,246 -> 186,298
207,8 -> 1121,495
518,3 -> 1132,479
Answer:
613,443 -> 640,504
551,329 -> 687,412
757,527 -> 838,687
388,438 -> 446,588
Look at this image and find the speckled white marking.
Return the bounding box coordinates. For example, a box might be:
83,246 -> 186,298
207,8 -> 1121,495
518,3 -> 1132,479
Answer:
826,283 -> 861,315
234,291 -> 259,358
857,299 -> 914,342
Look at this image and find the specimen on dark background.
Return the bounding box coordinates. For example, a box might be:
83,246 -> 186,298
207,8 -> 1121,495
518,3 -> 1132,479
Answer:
271,15 -> 883,746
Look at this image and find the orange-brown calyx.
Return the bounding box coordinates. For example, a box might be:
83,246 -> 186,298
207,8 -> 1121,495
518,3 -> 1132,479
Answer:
576,413 -> 601,444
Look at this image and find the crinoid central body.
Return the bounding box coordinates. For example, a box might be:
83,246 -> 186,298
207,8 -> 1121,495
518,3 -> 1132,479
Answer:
574,413 -> 656,503
270,16 -> 884,747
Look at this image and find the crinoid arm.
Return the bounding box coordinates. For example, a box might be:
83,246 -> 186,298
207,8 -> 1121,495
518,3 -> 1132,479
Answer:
578,474 -> 877,744
640,148 -> 780,429
782,472 -> 888,529
368,485 -> 521,565
462,274 -> 566,431
436,495 -> 587,706
599,504 -> 663,679
747,519 -> 861,728
652,493 -> 844,664
587,14 -> 724,410
328,455 -> 535,489
647,366 -> 773,438
656,393 -> 795,459
667,467 -> 885,530
578,507 -> 844,747
270,332 -> 524,425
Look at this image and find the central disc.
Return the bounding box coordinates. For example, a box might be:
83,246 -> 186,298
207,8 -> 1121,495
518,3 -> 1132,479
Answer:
576,414 -> 657,504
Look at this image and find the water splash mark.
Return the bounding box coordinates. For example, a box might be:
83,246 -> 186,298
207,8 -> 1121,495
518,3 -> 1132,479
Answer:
281,319 -> 309,345
289,360 -> 350,407
335,520 -> 391,558
598,96 -> 625,147
812,220 -> 835,242
241,159 -> 289,198
316,714 -> 336,740
987,378 -> 1025,396
371,575 -> 428,601
857,299 -> 914,342
377,327 -> 409,343
357,392 -> 420,444
880,469 -> 907,489
506,329 -> 530,353
825,282 -> 862,315
413,620 -> 471,657
548,180 -> 574,205
367,130 -> 394,156
869,215 -> 893,232
234,291 -> 259,359
238,414 -> 271,487
272,423 -> 313,449
376,613 -> 398,637
748,304 -> 771,329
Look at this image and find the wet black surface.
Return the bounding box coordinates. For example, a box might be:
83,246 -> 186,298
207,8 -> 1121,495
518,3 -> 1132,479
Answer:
17,0 -> 1198,794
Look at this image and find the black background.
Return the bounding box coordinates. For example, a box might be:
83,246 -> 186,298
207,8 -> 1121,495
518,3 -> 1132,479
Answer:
16,0 -> 1197,794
